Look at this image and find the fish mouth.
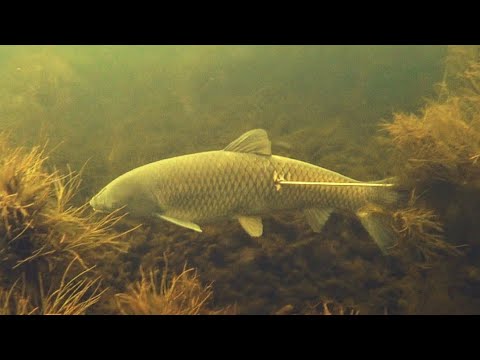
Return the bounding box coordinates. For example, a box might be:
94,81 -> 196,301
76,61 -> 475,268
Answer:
89,202 -> 108,214
92,208 -> 108,214
89,197 -> 102,212
89,188 -> 107,211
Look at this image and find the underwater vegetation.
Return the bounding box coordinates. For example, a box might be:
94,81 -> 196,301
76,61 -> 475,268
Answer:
275,299 -> 359,315
0,134 -> 132,314
383,55 -> 480,234
384,46 -> 480,190
384,96 -> 480,189
1,259 -> 103,315
0,284 -> 33,315
392,200 -> 458,263
115,264 -> 235,315
378,51 -> 480,313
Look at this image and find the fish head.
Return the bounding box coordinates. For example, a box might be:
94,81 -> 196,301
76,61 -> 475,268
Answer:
89,173 -> 158,217
89,185 -> 121,213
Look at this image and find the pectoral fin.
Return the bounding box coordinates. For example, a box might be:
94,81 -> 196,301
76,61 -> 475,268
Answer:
304,208 -> 333,233
155,214 -> 202,233
237,216 -> 263,237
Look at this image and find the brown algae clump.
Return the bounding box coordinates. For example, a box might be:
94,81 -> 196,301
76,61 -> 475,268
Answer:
378,56 -> 480,313
381,60 -> 480,252
274,299 -> 360,315
392,193 -> 463,264
304,299 -> 360,315
0,283 -> 35,315
39,259 -> 105,315
383,62 -> 480,189
0,134 -> 135,313
1,259 -> 104,315
115,265 -> 235,315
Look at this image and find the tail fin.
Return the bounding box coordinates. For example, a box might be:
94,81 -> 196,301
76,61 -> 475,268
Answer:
359,177 -> 407,254
357,209 -> 397,254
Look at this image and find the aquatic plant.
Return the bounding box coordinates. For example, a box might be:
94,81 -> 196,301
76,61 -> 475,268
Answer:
40,259 -> 105,315
115,265 -> 234,315
0,141 -> 130,266
383,61 -> 480,189
439,46 -> 480,99
302,299 -> 360,315
0,134 -> 138,312
274,300 -> 360,315
392,192 -> 463,263
379,59 -> 480,264
0,283 -> 35,315
1,259 -> 104,315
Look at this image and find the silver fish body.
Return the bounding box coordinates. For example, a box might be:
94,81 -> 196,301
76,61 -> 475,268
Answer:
90,129 -> 401,253
138,151 -> 371,221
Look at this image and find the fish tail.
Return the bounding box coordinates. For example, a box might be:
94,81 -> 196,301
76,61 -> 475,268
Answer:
357,177 -> 408,254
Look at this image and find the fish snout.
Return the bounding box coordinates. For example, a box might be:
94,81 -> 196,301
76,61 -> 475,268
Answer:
89,187 -> 108,212
89,195 -> 98,211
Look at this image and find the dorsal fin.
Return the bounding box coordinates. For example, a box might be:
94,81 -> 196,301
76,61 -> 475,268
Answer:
223,129 -> 272,156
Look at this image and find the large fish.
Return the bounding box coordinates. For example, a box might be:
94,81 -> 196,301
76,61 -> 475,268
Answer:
90,129 -> 402,253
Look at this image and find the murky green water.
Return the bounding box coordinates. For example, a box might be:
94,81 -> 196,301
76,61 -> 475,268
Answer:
4,45 -> 480,315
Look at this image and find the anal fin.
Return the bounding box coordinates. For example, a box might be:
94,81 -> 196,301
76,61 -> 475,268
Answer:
304,208 -> 333,233
155,214 -> 202,233
237,216 -> 263,237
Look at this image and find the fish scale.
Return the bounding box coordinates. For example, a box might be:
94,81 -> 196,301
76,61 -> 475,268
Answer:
154,151 -> 372,223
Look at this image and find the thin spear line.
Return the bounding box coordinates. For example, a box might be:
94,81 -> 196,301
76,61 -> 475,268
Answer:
276,180 -> 395,187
